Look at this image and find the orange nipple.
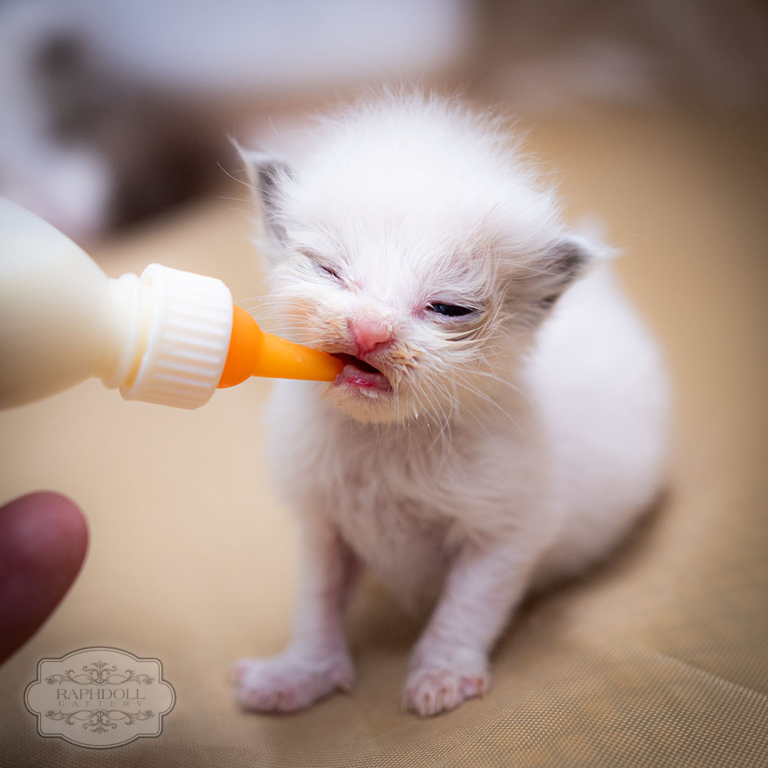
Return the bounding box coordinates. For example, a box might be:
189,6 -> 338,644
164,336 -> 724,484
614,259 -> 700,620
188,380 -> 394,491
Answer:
217,305 -> 343,388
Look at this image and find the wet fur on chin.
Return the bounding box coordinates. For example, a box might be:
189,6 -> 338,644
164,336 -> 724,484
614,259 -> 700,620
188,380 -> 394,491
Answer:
233,90 -> 670,717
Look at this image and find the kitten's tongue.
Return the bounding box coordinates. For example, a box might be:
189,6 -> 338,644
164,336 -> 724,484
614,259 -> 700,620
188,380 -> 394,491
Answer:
333,354 -> 392,392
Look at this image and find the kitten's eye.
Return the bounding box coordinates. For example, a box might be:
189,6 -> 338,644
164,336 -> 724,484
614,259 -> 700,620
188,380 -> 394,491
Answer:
427,303 -> 475,317
318,263 -> 340,280
300,249 -> 341,281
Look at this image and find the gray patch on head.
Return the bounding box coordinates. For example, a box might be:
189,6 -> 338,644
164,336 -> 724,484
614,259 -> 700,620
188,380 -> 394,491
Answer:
255,160 -> 291,242
236,147 -> 293,244
538,239 -> 589,308
506,236 -> 595,327
256,162 -> 287,215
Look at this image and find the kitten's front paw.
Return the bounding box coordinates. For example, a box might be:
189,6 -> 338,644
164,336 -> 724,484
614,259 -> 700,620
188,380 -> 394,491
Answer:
233,651 -> 354,713
401,659 -> 490,717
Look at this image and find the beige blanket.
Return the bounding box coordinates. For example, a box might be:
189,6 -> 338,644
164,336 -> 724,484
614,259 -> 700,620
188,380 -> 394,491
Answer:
1,108 -> 767,767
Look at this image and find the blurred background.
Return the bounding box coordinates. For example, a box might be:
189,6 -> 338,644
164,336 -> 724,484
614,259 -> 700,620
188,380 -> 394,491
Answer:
2,4 -> 768,765
1,0 -> 767,242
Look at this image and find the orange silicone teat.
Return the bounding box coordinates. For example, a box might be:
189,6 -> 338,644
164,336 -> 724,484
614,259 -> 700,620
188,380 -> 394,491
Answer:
217,305 -> 343,388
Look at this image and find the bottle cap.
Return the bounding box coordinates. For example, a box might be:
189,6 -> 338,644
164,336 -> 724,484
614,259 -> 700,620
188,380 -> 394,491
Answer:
121,264 -> 232,409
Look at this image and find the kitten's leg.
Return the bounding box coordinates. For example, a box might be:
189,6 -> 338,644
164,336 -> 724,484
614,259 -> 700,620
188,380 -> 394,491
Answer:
402,539 -> 534,717
233,516 -> 359,713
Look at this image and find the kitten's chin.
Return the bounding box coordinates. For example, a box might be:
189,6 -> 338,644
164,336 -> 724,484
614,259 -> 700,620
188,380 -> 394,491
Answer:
325,384 -> 400,425
323,356 -> 400,424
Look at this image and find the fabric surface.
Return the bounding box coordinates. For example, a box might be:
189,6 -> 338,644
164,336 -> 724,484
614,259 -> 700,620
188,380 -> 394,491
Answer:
1,109 -> 766,767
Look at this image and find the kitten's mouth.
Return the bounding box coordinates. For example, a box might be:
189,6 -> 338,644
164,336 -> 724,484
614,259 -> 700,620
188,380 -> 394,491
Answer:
332,354 -> 392,393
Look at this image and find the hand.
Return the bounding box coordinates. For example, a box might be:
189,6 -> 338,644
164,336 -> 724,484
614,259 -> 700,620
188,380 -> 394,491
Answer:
0,492 -> 88,664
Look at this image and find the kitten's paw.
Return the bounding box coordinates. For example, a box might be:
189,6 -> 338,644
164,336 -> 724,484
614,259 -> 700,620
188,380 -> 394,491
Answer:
401,660 -> 490,717
233,651 -> 354,713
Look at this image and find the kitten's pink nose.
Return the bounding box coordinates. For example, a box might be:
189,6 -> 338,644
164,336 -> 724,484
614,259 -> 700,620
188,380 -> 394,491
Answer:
349,317 -> 393,356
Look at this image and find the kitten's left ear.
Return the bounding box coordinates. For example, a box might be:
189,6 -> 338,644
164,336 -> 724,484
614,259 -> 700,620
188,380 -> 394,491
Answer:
510,234 -> 600,322
236,144 -> 293,245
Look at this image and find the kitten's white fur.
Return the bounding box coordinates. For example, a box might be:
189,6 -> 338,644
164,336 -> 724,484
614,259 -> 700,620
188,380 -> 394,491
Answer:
233,92 -> 669,717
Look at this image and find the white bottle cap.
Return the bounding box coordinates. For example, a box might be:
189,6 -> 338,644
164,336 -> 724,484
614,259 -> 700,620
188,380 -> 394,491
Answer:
120,264 -> 233,409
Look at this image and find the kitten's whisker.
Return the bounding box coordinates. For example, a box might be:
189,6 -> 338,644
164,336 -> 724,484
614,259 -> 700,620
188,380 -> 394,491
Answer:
459,368 -> 526,399
450,374 -> 524,437
217,161 -> 256,190
422,380 -> 453,454
218,195 -> 257,206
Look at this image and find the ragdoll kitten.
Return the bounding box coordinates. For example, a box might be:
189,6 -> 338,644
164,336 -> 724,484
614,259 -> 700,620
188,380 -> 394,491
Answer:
232,93 -> 669,717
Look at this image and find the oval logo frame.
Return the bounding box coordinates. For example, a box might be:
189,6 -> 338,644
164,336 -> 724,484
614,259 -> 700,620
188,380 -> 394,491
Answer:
25,646 -> 175,749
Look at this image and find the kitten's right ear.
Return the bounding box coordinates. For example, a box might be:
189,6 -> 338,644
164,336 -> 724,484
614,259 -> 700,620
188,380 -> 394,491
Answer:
236,144 -> 292,244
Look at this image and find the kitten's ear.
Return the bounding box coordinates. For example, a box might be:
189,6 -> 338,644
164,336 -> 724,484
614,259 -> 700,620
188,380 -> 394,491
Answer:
236,144 -> 292,244
510,235 -> 600,323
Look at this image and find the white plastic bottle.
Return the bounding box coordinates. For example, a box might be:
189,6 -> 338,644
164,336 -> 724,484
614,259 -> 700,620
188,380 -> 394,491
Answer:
0,198 -> 341,410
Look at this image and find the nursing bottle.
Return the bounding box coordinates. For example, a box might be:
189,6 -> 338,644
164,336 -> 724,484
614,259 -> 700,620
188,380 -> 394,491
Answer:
0,198 -> 342,410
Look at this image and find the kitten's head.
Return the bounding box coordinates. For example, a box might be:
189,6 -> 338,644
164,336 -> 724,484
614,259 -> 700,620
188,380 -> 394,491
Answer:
243,93 -> 596,425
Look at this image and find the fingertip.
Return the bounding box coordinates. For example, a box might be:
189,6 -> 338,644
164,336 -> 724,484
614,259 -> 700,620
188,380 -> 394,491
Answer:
0,492 -> 89,664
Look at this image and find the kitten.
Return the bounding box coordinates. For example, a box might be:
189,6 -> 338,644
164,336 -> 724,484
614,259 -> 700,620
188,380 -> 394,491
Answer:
232,92 -> 669,717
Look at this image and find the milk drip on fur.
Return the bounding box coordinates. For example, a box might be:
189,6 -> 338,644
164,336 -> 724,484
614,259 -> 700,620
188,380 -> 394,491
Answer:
0,198 -> 342,410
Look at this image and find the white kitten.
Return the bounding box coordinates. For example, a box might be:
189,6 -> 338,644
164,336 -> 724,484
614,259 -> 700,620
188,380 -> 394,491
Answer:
233,92 -> 670,717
